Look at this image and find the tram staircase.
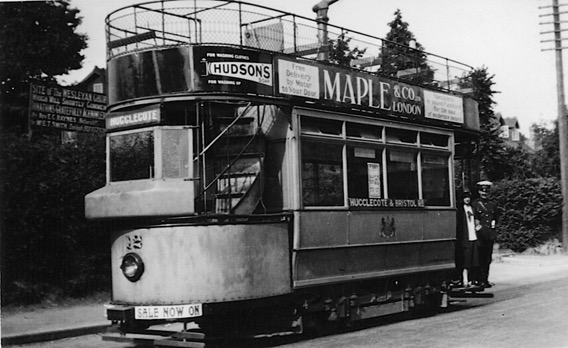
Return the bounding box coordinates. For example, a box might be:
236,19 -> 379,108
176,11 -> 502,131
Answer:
208,115 -> 264,215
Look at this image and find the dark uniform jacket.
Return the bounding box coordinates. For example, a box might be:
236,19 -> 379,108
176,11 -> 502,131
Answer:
472,199 -> 498,241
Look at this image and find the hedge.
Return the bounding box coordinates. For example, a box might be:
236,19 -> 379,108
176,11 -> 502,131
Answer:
492,178 -> 562,252
0,131 -> 108,305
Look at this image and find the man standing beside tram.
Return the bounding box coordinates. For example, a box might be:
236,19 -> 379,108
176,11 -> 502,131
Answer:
473,180 -> 499,288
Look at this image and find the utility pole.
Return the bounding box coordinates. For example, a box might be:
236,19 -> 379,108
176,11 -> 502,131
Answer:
540,0 -> 568,253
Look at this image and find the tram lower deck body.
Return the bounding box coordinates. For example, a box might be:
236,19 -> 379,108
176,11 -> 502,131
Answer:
106,212 -> 458,339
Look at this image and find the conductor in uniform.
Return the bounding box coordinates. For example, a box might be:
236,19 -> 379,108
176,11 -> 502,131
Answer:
472,180 -> 498,288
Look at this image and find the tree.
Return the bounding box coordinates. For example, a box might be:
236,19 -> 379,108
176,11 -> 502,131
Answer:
499,145 -> 537,180
327,32 -> 366,68
0,1 -> 87,131
459,67 -> 507,181
0,1 -> 100,305
378,9 -> 434,84
531,121 -> 560,178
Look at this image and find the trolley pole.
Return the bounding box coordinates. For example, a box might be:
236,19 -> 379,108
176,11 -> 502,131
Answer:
541,0 -> 568,253
312,0 -> 340,61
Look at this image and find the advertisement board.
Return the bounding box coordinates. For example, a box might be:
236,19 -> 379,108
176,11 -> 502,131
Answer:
29,81 -> 106,133
190,47 -> 464,125
423,90 -> 464,124
191,46 -> 274,96
105,45 -> 470,128
275,57 -> 464,124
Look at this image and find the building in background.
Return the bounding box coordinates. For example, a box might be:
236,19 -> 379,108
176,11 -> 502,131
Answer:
75,66 -> 106,94
61,66 -> 107,143
495,113 -> 533,150
498,114 -> 520,143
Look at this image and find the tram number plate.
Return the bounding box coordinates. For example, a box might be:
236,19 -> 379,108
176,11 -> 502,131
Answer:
134,304 -> 202,320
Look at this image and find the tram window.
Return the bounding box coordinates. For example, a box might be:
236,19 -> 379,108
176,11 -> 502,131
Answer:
161,129 -> 190,178
422,154 -> 450,206
301,116 -> 342,136
162,102 -> 198,126
110,131 -> 154,181
421,132 -> 449,148
301,141 -> 344,206
385,128 -> 417,144
386,149 -> 418,199
347,146 -> 382,199
346,123 -> 382,141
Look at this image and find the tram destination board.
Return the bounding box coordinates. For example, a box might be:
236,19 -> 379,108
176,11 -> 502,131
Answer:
29,81 -> 106,133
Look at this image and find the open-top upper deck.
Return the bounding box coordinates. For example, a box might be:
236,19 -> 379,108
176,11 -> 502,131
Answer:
106,0 -> 473,92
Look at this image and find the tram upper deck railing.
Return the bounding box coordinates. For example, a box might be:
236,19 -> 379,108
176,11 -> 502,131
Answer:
106,0 -> 474,92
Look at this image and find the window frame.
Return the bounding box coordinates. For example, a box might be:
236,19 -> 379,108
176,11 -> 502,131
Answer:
385,147 -> 420,200
301,139 -> 345,207
107,125 -> 195,184
420,149 -> 452,207
93,82 -> 103,93
296,108 -> 455,209
347,144 -> 385,200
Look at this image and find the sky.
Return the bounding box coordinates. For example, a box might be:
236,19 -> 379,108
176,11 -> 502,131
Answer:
60,0 -> 564,135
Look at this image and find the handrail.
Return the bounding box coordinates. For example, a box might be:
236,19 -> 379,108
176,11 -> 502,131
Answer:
201,129 -> 260,193
194,102 -> 252,162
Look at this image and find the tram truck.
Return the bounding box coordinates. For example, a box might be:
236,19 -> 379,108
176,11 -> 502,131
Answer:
85,1 -> 482,345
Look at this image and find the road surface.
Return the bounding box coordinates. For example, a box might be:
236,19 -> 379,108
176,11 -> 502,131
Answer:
10,255 -> 568,348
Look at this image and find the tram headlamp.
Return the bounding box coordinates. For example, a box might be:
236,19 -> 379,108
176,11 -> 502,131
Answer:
120,253 -> 144,282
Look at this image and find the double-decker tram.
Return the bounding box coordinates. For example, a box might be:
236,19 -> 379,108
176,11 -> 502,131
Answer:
86,1 -> 482,345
